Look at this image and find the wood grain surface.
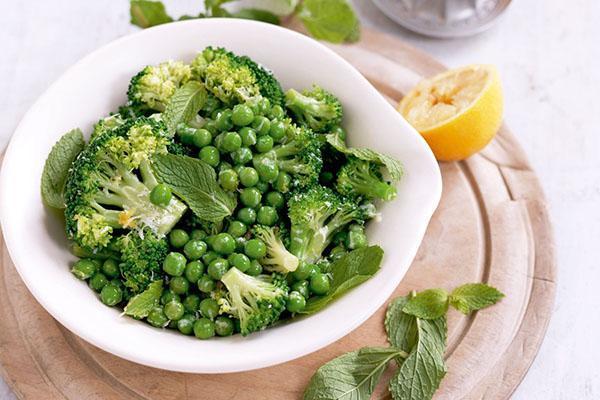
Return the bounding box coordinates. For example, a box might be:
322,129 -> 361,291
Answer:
0,27 -> 556,400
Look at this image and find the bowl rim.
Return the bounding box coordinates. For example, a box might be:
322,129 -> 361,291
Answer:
0,18 -> 442,373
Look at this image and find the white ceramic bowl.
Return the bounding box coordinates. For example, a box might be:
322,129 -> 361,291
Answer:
0,19 -> 441,373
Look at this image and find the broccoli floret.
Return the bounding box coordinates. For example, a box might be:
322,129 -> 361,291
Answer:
116,230 -> 168,294
287,186 -> 365,263
253,225 -> 299,274
127,60 -> 192,112
267,124 -> 322,188
220,268 -> 288,336
336,157 -> 397,201
64,117 -> 187,249
192,47 -> 284,106
90,114 -> 126,142
285,85 -> 342,133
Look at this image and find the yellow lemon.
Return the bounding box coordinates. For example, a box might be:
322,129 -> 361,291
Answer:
398,65 -> 503,161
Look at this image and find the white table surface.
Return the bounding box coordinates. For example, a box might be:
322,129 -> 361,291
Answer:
1,1 -> 599,399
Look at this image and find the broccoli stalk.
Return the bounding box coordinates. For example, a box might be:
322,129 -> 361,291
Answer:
220,268 -> 288,336
288,186 -> 365,264
285,85 -> 343,133
64,118 -> 187,250
336,157 -> 397,201
253,225 -> 299,274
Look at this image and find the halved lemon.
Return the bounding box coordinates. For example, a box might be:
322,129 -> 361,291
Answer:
398,65 -> 503,161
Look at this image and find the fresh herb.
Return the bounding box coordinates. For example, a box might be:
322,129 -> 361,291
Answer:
41,128 -> 85,209
152,154 -> 237,222
304,347 -> 408,400
401,289 -> 449,320
326,132 -> 404,181
128,0 -> 360,44
304,284 -> 505,400
163,81 -> 207,137
300,246 -> 384,314
123,280 -> 164,318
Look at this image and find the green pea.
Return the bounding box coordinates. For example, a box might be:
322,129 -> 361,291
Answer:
218,161 -> 233,173
194,318 -> 216,339
161,289 -> 181,305
163,252 -> 187,276
190,229 -> 207,240
246,259 -> 263,276
71,259 -> 97,280
310,273 -> 331,295
270,105 -> 285,119
205,235 -> 217,248
199,146 -> 220,166
215,316 -> 235,337
235,237 -> 247,253
227,221 -> 247,237
266,191 -> 285,209
100,283 -> 122,306
274,171 -> 291,193
292,262 -> 315,281
164,301 -> 185,321
90,259 -> 102,269
232,104 -> 255,126
228,253 -> 251,272
203,120 -> 218,135
218,169 -> 239,191
183,294 -> 201,313
197,274 -> 215,293
220,131 -> 242,152
212,233 -> 236,255
101,258 -> 119,279
345,230 -> 368,249
169,229 -> 190,249
255,135 -> 274,153
329,246 -> 347,261
255,180 -> 270,193
184,240 -> 208,260
287,291 -> 307,313
89,272 -> 108,292
215,109 -> 233,131
208,258 -> 229,280
253,154 -> 278,182
169,276 -> 190,295
239,167 -> 259,187
192,128 -> 213,148
252,116 -> 271,136
256,206 -> 278,226
202,250 -> 219,265
185,261 -> 204,283
257,97 -> 271,114
231,147 -> 253,165
240,187 -> 262,208
292,280 -> 310,298
177,124 -> 197,145
147,306 -> 169,328
177,314 -> 196,335
245,239 -> 267,259
149,183 -> 172,207
239,127 -> 257,147
269,120 -> 286,141
237,207 -> 257,225
199,298 -> 220,320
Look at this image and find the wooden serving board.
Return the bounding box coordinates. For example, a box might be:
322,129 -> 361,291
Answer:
0,27 -> 556,400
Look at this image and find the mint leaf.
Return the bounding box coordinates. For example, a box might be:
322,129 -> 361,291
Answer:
233,8 -> 281,24
41,128 -> 85,209
326,133 -> 403,181
385,296 -> 418,352
449,283 -> 505,315
301,246 -> 383,314
123,280 -> 163,318
402,289 -> 449,320
152,154 -> 237,222
298,0 -> 360,44
130,0 -> 173,28
389,317 -> 447,400
304,347 -> 406,400
163,81 -> 207,137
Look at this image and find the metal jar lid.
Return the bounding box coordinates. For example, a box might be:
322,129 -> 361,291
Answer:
372,0 -> 512,38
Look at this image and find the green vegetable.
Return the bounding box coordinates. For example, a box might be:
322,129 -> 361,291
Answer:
127,61 -> 191,112
304,347 -> 407,400
232,8 -> 280,25
130,0 -> 173,28
163,81 -> 207,137
449,283 -> 505,315
152,154 -> 237,222
285,85 -> 342,133
301,246 -> 383,314
402,289 -> 449,320
123,280 -> 164,318
298,0 -> 360,44
253,225 -> 299,274
41,128 -> 85,209
117,231 -> 169,294
336,157 -> 397,201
